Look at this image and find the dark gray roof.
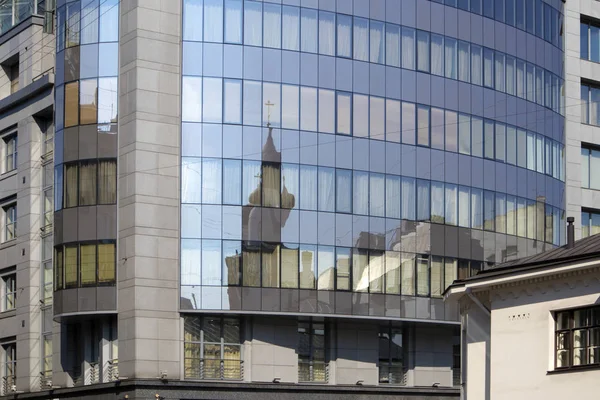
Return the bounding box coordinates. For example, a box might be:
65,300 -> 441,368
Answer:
460,234 -> 600,283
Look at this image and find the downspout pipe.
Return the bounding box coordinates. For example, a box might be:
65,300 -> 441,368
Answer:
465,288 -> 490,316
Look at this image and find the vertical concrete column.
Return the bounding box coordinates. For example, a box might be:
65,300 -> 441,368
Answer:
15,117 -> 41,392
118,0 -> 182,380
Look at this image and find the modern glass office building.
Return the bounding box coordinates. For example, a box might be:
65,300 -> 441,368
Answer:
0,0 -> 568,398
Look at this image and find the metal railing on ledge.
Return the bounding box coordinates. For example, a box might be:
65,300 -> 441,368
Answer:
2,375 -> 15,395
298,360 -> 329,383
185,359 -> 244,380
88,362 -> 99,385
39,371 -> 52,390
379,363 -> 408,385
107,359 -> 119,382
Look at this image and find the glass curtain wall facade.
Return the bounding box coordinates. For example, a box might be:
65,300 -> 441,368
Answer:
180,0 -> 565,318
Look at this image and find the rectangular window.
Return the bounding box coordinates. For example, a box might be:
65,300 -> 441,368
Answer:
353,17 -> 369,61
352,249 -> 368,292
458,114 -> 470,155
386,175 -> 401,219
371,21 -> 385,64
416,30 -> 430,72
337,14 -> 352,58
64,245 -> 78,288
8,63 -> 18,94
98,243 -> 116,283
495,52 -> 505,92
336,248 -> 351,291
581,20 -> 600,62
264,3 -> 281,49
224,0 -> 242,44
417,105 -> 429,146
484,120 -> 494,159
401,253 -> 415,295
3,204 -> 15,242
581,210 -> 600,238
224,79 -> 242,124
386,23 -> 400,67
402,102 -> 416,145
183,315 -> 242,380
98,160 -> 117,204
483,48 -> 494,88
78,161 -> 97,206
80,79 -> 98,125
318,11 -> 335,56
64,81 -> 79,128
445,37 -> 457,79
471,44 -> 482,86
4,134 -> 16,173
401,27 -> 415,70
554,306 -> 600,369
378,326 -> 405,384
244,1 -> 262,46
2,274 -> 15,311
80,244 -> 97,285
484,190 -> 495,231
495,123 -> 505,162
431,34 -> 444,76
282,6 -> 300,51
336,92 -> 351,135
298,322 -> 327,382
281,244 -> 299,288
2,342 -> 16,382
458,41 -> 470,82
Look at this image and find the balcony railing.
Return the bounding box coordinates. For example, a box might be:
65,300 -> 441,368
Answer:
379,363 -> 407,385
185,359 -> 244,380
87,362 -> 99,385
39,371 -> 52,390
0,0 -> 42,37
298,360 -> 329,383
107,359 -> 119,382
2,375 -> 15,395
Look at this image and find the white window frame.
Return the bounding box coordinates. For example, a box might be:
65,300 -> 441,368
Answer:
1,274 -> 15,312
3,204 -> 16,242
3,134 -> 16,173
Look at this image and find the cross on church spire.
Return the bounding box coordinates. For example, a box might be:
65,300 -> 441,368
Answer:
265,100 -> 275,127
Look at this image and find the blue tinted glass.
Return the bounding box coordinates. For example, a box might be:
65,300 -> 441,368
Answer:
183,41 -> 203,76
98,43 -> 118,76
590,25 -> 599,62
224,0 -> 242,44
337,14 -> 352,58
282,6 -> 300,51
483,0 -> 494,18
301,8 -> 317,53
264,3 -> 282,49
354,17 -> 369,61
204,0 -> 223,43
515,0 -> 524,29
471,0 -> 482,13
99,0 -> 119,42
244,1 -> 262,46
319,11 -> 335,56
526,0 -> 534,33
458,0 -> 469,10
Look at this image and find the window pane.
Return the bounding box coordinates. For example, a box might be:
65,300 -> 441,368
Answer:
318,11 -> 335,56
370,173 -> 385,217
417,105 -> 430,146
354,17 -> 369,61
401,253 -> 415,295
353,94 -> 369,137
98,78 -> 118,132
244,81 -> 262,126
282,85 -> 299,129
244,1 -> 262,46
386,175 -> 401,219
484,120 -> 494,159
64,163 -> 78,208
80,244 -> 97,285
416,30 -> 430,72
495,123 -> 505,162
281,244 -> 299,288
337,14 -> 352,58
300,165 -> 318,210
225,0 -> 242,44
242,242 -> 260,287
353,171 -> 369,215
262,243 -> 280,288
336,248 -> 351,291
79,162 -> 97,206
224,79 -> 242,124
402,177 -> 416,220
458,41 -> 470,82
483,48 -> 494,88
65,81 -> 79,128
353,249 -> 368,292
445,110 -> 458,152
471,44 -> 482,86
79,79 -> 98,125
431,108 -> 445,150
318,89 -> 335,133
301,8 -> 317,53
264,4 -> 281,49
98,243 -> 115,282
243,161 -> 262,206
300,87 -> 317,131
401,27 -> 415,70
182,77 -> 202,123
300,245 -> 316,289
402,102 -> 416,145
417,179 -> 430,221
431,182 -> 445,223
282,6 -> 300,51
431,34 -> 444,76
337,92 -> 351,135
98,160 -> 117,204
471,188 -> 483,229
386,23 -> 400,67
337,169 -> 352,213
204,0 -> 223,43
281,163 -> 299,209
370,97 -> 385,140
458,114 -> 471,155
65,246 -> 78,287
318,168 -> 335,212
445,184 -> 458,226
445,38 -> 457,79
317,246 -> 335,290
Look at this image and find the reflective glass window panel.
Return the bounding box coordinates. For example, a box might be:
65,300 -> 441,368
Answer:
262,163 -> 281,208
589,23 -> 600,62
458,114 -> 471,155
244,1 -> 262,46
99,0 -> 119,42
401,27 -> 416,70
472,0 -> 482,14
281,163 -> 299,209
225,0 -> 242,44
526,199 -> 536,240
370,173 -> 385,217
243,81 -> 262,126
472,117 -> 483,158
204,0 -> 224,43
445,184 -> 458,226
458,41 -> 470,82
242,160 -> 262,206
98,78 -> 118,132
471,44 -> 482,86
526,63 -> 535,102
506,0 -> 515,26
183,0 -> 203,41
591,85 -> 600,126
495,123 -> 505,162
484,120 -> 494,159
222,240 -> 241,286
401,253 -> 415,296
353,249 -> 368,292
300,245 -> 316,289
370,97 -> 385,140
371,20 -> 385,64
223,160 -> 241,205
516,59 -> 525,98
353,94 -> 369,137
202,240 -> 222,286
317,246 -> 335,290
80,244 -> 97,286
385,251 -> 401,294
483,48 -> 494,88
445,110 -> 458,153
337,14 -> 352,58
336,247 -> 351,291
386,99 -> 401,143
182,77 -> 202,123
64,81 -> 79,128
318,167 -> 335,212
300,165 -> 318,210
535,0 -> 543,38
264,3 -> 282,49
354,17 -> 369,61
182,158 -> 202,203
282,6 -> 300,51
416,30 -> 430,72
582,84 -> 590,124
353,170 -> 369,215
581,148 -> 590,189
417,105 -> 430,147
506,195 -> 516,235
526,0 -> 534,33
386,175 -> 401,219
79,79 -> 98,125
505,56 -> 515,96
458,186 -> 470,228
495,0 -> 505,22
517,197 -> 527,237
263,82 -> 281,127
301,8 -> 318,53
417,179 -> 430,222
224,79 -> 242,124
319,11 -> 335,56
535,67 -> 543,105
445,37 -> 457,79
431,34 -> 444,76
81,0 -> 99,44
369,251 -> 385,293
496,193 -> 506,234
242,242 -> 260,287
203,78 -> 223,123
471,188 -> 483,230
495,52 -> 505,92
98,243 -> 116,283
517,129 -> 527,168
484,190 -> 495,231
386,23 -> 400,67
281,244 -> 299,288
431,108 -> 445,150
79,162 -> 97,206
336,169 -> 352,213
402,102 -> 416,145
65,1 -> 80,47
402,177 -> 416,221
536,134 -> 544,173
282,85 -> 299,129
300,87 -> 317,131
416,256 -> 430,296
431,181 -> 445,223
262,243 -> 281,288
318,89 -> 335,134
202,158 -> 222,204
335,92 -> 351,135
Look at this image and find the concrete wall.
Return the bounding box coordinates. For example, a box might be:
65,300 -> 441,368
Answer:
467,269 -> 600,400
117,0 -> 182,380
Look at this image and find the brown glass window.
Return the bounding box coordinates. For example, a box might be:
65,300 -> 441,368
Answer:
80,244 -> 97,286
64,81 -> 79,128
64,245 -> 78,288
98,243 -> 115,283
64,163 -> 78,208
98,160 -> 117,204
79,79 -> 98,125
555,306 -> 600,369
78,162 -> 97,206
